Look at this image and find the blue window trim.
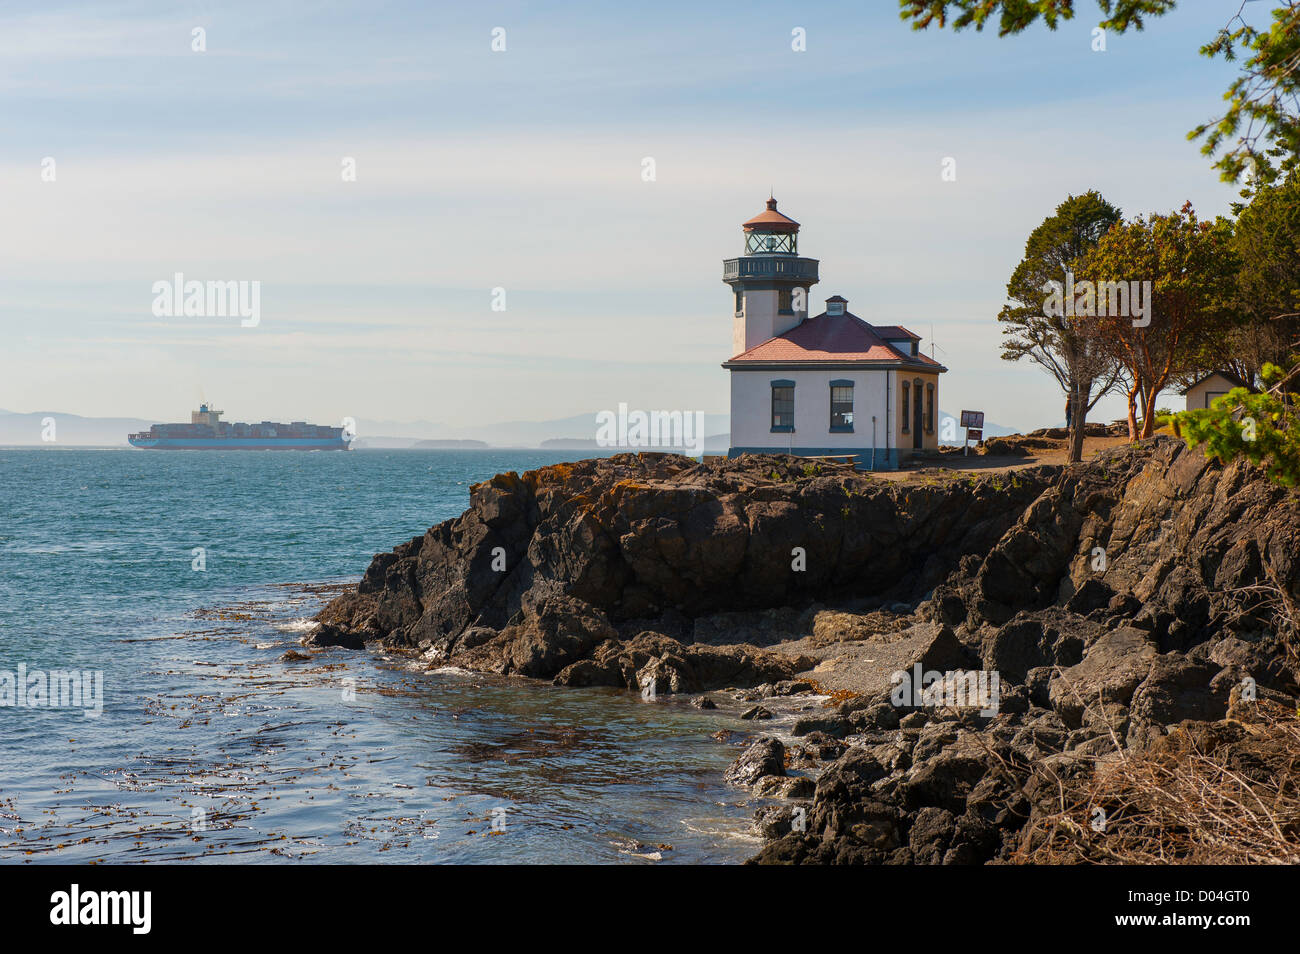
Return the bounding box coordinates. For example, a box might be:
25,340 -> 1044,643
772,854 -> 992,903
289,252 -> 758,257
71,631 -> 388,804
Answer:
770,380 -> 795,433
829,380 -> 854,433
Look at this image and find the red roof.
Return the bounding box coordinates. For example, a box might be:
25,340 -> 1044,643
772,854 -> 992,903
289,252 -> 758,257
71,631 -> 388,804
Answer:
742,197 -> 799,233
726,310 -> 947,369
873,325 -> 921,340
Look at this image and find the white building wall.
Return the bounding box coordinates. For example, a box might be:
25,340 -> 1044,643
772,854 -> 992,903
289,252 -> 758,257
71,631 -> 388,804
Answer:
732,289 -> 806,356
729,368 -> 895,461
733,289 -> 776,355
1184,374 -> 1235,411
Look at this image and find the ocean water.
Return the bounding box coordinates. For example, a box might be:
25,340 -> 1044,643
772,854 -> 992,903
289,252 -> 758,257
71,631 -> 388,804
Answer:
0,448 -> 762,864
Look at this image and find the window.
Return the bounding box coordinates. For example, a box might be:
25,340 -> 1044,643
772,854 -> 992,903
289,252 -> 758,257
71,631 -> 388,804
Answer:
830,382 -> 853,432
771,383 -> 794,431
746,231 -> 797,254
926,383 -> 935,433
901,381 -> 910,433
778,289 -> 792,314
734,288 -> 744,315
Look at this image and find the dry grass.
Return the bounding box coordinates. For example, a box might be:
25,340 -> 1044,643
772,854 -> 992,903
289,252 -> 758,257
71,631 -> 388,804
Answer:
1015,702 -> 1300,864
1012,572 -> 1300,864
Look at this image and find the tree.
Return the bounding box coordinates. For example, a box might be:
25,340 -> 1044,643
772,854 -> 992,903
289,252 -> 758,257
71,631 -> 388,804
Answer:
1173,360 -> 1300,486
1169,179 -> 1300,488
998,191 -> 1123,461
1082,203 -> 1239,438
898,0 -> 1175,34
899,1 -> 1300,183
1235,174 -> 1300,333
1193,2 -> 1300,185
1174,177 -> 1300,390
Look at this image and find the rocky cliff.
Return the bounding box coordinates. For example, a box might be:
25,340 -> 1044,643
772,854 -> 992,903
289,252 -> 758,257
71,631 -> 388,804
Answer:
313,439 -> 1300,864
313,453 -> 1055,686
754,438 -> 1300,864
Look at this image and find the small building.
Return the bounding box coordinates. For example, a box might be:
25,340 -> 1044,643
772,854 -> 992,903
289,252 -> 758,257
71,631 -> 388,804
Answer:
1181,371 -> 1249,411
721,198 -> 947,469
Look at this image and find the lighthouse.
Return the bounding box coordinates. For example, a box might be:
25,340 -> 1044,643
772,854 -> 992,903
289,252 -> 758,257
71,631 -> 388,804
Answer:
722,197 -> 948,470
723,197 -> 820,356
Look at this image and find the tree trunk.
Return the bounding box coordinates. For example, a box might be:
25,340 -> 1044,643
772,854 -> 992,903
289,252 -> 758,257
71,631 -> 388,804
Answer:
1124,380 -> 1140,440
1139,382 -> 1160,438
1068,379 -> 1086,463
1138,371 -> 1172,439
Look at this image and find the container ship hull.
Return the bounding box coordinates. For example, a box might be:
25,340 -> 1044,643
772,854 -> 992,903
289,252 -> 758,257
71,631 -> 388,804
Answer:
129,405 -> 351,451
128,437 -> 349,450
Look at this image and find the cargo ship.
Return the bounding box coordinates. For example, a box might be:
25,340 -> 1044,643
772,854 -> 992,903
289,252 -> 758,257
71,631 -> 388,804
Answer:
128,405 -> 351,450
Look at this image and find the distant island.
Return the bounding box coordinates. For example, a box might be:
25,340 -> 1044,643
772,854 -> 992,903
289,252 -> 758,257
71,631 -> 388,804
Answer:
0,409 -> 1015,449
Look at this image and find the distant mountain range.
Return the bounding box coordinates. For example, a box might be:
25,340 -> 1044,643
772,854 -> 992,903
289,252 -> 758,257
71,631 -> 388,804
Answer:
0,410 -> 156,446
0,408 -> 1017,448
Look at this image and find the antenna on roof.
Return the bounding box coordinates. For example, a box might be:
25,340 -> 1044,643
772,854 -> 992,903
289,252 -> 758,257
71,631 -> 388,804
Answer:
929,323 -> 947,360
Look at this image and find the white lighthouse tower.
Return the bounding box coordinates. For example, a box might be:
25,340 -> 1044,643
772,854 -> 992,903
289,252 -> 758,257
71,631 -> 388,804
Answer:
723,197 -> 820,355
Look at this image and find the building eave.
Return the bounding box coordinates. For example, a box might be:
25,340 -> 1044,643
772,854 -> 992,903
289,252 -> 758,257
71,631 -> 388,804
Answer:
1178,370 -> 1250,395
721,359 -> 949,374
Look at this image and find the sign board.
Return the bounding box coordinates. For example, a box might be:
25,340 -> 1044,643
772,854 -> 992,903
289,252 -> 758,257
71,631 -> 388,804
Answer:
960,410 -> 984,429
967,428 -> 983,442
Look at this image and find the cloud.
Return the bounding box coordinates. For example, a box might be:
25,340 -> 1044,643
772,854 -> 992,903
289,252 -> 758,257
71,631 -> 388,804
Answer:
0,1 -> 1246,429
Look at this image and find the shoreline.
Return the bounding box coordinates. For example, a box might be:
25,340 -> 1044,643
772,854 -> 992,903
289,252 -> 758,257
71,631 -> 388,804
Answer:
310,438 -> 1300,864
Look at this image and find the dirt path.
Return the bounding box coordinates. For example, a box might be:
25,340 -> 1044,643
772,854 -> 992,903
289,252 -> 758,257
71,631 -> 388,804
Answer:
874,433 -> 1136,481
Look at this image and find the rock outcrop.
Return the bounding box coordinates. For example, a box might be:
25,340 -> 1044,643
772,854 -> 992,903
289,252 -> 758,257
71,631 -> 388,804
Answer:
753,437 -> 1300,864
314,452 -> 1054,688
313,439 -> 1300,863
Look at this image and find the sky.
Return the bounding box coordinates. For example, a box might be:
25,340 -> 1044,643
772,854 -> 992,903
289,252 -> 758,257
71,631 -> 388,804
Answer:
0,0 -> 1270,433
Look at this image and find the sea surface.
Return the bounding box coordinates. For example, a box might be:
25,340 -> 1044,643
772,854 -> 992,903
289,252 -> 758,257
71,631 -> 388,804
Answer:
0,448 -> 762,864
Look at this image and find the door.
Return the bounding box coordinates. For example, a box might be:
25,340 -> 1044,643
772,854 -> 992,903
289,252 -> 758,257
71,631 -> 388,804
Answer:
912,378 -> 923,449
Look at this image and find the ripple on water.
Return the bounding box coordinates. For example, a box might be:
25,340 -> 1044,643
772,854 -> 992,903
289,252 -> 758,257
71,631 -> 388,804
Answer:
0,585 -> 761,864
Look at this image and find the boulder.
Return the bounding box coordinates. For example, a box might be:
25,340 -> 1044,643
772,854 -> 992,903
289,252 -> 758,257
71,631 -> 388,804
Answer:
907,806 -> 958,864
724,737 -> 785,787
1127,653 -> 1229,742
791,715 -> 850,738
753,805 -> 798,839
1049,626 -> 1157,729
305,622 -> 366,650
980,609 -> 1091,683
1208,635 -> 1296,692
458,596 -> 616,679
